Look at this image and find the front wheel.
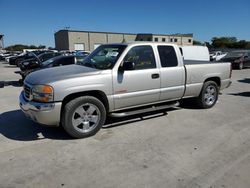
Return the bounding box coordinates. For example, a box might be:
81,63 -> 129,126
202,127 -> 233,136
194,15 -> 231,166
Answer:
196,81 -> 219,109
62,96 -> 106,138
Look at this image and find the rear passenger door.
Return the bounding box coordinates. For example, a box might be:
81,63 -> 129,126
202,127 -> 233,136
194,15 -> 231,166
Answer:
157,45 -> 185,101
113,45 -> 160,110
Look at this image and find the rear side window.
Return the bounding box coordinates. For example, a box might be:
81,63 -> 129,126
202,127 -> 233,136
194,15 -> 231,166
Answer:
157,46 -> 178,67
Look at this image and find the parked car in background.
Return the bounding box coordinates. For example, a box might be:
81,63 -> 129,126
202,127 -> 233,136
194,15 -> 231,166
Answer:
74,50 -> 90,56
36,51 -> 62,62
19,51 -> 62,70
210,51 -> 227,61
17,55 -> 88,80
0,52 -> 19,61
179,46 -> 210,61
9,51 -> 38,66
5,52 -> 22,63
219,51 -> 250,69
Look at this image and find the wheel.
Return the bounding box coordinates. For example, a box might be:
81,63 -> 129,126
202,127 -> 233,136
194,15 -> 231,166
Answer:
15,59 -> 20,67
196,81 -> 219,109
238,62 -> 243,70
62,96 -> 106,138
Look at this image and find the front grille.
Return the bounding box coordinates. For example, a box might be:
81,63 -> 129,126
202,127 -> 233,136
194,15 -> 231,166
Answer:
23,84 -> 31,100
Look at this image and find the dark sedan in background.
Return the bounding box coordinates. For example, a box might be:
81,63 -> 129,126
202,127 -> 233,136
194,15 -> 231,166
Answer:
220,51 -> 250,69
9,51 -> 45,66
17,55 -> 88,80
19,51 -> 62,70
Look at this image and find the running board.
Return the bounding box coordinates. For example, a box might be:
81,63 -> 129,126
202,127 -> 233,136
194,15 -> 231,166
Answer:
109,101 -> 180,118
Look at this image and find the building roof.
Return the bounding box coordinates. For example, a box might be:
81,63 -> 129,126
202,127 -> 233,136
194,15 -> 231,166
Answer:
55,29 -> 136,35
55,30 -> 193,37
137,33 -> 193,37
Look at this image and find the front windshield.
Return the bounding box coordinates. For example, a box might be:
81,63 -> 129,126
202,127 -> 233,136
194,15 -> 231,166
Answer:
80,45 -> 127,69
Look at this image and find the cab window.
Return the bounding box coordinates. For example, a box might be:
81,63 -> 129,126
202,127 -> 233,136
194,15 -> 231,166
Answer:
158,46 -> 178,67
123,46 -> 156,70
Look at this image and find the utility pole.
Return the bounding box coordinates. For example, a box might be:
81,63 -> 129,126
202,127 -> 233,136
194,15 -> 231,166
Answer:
0,34 -> 4,50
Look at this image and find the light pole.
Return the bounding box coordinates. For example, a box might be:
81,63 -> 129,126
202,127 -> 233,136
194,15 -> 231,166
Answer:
0,34 -> 4,50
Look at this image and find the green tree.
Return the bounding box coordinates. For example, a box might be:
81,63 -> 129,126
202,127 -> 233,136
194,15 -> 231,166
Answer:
5,44 -> 29,51
211,37 -> 238,48
193,40 -> 203,45
38,45 -> 46,49
5,44 -> 47,51
204,42 -> 212,48
48,47 -> 55,50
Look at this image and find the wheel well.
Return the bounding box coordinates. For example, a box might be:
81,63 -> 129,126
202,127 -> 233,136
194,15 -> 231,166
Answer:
204,77 -> 221,88
61,90 -> 109,112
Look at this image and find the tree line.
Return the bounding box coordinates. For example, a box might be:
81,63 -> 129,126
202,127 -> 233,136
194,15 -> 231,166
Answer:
4,36 -> 250,51
5,44 -> 54,51
194,37 -> 250,49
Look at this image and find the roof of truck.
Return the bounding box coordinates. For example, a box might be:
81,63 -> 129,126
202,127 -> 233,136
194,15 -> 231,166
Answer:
102,41 -> 178,46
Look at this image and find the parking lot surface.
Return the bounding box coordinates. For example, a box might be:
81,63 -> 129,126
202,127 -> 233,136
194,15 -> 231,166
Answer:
0,60 -> 250,188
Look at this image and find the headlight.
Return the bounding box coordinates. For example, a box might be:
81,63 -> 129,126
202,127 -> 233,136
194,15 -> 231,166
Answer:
32,85 -> 54,102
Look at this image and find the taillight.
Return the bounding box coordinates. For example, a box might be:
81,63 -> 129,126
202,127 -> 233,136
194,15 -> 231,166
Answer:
229,63 -> 232,78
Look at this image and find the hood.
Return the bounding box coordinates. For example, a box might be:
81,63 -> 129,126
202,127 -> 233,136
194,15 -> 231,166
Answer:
25,64 -> 101,85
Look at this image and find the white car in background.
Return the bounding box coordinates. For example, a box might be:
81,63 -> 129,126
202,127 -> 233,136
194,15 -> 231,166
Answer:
5,52 -> 24,62
210,51 -> 228,61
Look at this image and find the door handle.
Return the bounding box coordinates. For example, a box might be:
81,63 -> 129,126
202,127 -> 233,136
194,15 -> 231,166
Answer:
151,73 -> 160,79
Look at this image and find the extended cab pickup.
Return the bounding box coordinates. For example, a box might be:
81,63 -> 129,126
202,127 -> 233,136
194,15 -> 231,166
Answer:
19,42 -> 232,138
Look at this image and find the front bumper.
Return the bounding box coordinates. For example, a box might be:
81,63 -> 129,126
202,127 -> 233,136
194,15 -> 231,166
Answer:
19,91 -> 62,126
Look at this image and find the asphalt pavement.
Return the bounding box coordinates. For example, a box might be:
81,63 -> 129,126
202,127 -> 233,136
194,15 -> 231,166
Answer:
0,61 -> 250,188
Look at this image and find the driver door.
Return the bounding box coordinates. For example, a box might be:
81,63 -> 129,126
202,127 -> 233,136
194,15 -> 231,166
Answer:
112,45 -> 160,110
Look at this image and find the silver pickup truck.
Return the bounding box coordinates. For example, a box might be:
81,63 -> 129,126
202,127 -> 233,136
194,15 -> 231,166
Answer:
19,42 -> 232,138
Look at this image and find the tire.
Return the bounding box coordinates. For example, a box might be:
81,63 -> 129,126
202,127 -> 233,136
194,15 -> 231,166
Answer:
196,81 -> 219,109
15,59 -> 20,67
238,62 -> 243,70
62,96 -> 106,138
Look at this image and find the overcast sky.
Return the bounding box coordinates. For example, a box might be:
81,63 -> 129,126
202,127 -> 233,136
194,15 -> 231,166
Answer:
1,0 -> 250,47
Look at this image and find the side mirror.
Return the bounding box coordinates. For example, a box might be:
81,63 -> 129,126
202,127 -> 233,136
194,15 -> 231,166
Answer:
119,61 -> 135,71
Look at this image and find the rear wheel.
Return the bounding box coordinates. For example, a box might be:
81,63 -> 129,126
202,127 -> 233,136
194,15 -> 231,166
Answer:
15,59 -> 21,67
196,81 -> 218,109
238,62 -> 243,70
62,96 -> 106,138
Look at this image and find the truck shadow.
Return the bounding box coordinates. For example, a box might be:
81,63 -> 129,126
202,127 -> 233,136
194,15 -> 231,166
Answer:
178,99 -> 203,109
238,78 -> 250,84
0,81 -> 23,88
0,110 -> 71,141
103,109 -> 174,129
228,92 -> 250,97
4,65 -> 18,68
0,108 -> 179,141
